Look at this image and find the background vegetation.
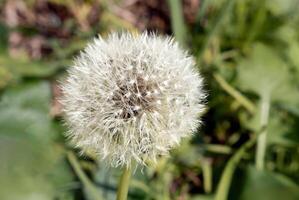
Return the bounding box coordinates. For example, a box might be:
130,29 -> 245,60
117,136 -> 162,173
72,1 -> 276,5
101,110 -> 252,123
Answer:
0,0 -> 299,199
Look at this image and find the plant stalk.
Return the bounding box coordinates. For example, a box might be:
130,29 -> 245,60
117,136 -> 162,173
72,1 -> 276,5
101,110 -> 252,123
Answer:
67,151 -> 102,200
167,0 -> 187,45
116,166 -> 132,200
202,159 -> 212,194
255,95 -> 270,170
215,136 -> 256,200
214,73 -> 256,114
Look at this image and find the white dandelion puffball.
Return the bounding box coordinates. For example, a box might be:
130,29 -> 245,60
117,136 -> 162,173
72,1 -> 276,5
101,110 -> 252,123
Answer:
62,32 -> 205,168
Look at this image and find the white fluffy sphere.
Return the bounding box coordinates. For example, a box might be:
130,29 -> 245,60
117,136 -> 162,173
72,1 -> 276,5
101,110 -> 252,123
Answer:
61,32 -> 205,167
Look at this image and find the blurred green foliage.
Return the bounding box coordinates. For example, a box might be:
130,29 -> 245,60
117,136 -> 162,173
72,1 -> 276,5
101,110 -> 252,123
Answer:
0,0 -> 299,200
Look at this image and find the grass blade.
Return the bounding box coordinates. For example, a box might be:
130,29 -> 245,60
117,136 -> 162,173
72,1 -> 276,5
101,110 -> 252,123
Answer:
215,135 -> 257,200
167,0 -> 187,45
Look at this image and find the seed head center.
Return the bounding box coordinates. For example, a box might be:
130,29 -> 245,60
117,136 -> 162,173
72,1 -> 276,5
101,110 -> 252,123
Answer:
112,74 -> 159,119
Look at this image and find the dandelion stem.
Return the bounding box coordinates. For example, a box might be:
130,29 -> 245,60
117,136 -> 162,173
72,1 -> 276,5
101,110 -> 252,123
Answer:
255,95 -> 270,170
116,166 -> 132,200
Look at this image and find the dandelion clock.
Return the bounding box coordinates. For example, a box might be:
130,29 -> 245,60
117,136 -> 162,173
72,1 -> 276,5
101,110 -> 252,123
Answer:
61,32 -> 206,200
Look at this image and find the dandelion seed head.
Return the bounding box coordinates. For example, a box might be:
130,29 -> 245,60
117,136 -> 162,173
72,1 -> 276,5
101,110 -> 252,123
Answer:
61,32 -> 206,168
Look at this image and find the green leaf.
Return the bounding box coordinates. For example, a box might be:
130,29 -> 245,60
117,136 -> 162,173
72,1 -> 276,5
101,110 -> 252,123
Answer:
267,0 -> 299,16
191,195 -> 214,200
267,114 -> 299,146
0,81 -> 56,141
0,53 -> 69,78
0,66 -> 13,89
245,103 -> 299,146
239,166 -> 299,200
287,42 -> 299,80
237,43 -> 298,103
0,136 -> 55,200
0,81 -> 74,200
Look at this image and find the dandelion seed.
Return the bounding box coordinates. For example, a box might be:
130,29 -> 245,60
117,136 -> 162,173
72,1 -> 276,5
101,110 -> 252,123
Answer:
144,75 -> 149,81
133,105 -> 141,111
61,32 -> 206,168
153,89 -> 159,95
129,80 -> 135,85
125,92 -> 131,98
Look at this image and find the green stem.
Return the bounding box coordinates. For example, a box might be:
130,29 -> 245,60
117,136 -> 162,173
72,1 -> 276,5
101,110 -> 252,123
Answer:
116,166 -> 132,200
215,136 -> 256,200
67,151 -> 102,200
204,144 -> 233,154
167,0 -> 187,45
255,95 -> 270,170
202,159 -> 212,193
214,73 -> 256,114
